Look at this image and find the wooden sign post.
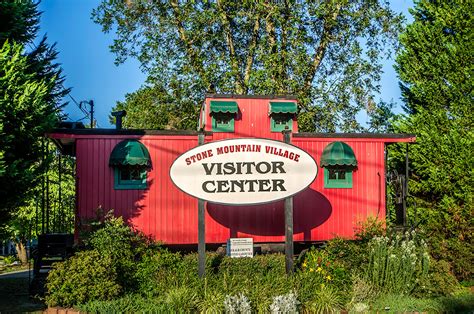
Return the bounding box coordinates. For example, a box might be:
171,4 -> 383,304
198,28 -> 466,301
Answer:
198,132 -> 206,278
283,129 -> 294,275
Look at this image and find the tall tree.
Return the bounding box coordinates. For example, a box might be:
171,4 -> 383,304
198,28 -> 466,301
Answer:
393,0 -> 473,280
0,0 -> 68,259
93,1 -> 402,132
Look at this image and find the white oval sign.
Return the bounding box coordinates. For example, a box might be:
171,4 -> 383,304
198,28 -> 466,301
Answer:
170,138 -> 318,205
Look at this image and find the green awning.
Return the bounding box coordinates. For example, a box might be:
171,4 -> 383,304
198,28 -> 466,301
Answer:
269,101 -> 297,115
320,141 -> 357,167
109,140 -> 151,168
210,101 -> 238,114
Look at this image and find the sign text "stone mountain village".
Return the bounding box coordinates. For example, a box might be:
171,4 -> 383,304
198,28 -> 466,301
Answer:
184,144 -> 301,194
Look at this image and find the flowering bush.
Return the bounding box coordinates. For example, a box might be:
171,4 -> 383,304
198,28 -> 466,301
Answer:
364,230 -> 430,295
269,292 -> 299,314
224,293 -> 252,314
301,247 -> 350,287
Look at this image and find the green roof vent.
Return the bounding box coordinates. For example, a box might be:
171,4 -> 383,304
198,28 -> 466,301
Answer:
269,101 -> 297,115
109,140 -> 151,168
210,101 -> 238,114
320,141 -> 357,167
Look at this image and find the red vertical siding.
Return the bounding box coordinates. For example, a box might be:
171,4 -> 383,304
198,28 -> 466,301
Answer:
44,97 -> 417,244
75,133 -> 388,244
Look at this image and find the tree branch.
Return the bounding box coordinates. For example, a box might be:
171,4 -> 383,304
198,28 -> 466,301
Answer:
265,10 -> 277,89
303,3 -> 342,92
243,15 -> 260,92
217,0 -> 244,94
279,0 -> 290,92
170,0 -> 208,86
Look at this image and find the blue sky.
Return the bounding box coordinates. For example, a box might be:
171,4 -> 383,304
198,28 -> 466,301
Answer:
38,0 -> 413,128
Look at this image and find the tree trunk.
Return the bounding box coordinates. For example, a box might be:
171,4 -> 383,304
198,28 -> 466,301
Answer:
15,241 -> 28,265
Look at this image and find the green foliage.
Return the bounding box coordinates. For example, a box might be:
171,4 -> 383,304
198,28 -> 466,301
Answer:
198,285 -> 225,313
371,294 -> 442,313
0,0 -> 68,238
93,1 -> 403,132
414,259 -> 459,297
46,213 -> 160,306
164,286 -> 199,312
2,255 -> 17,265
323,237 -> 364,272
354,215 -> 386,242
301,247 -> 350,288
0,41 -> 58,226
364,231 -> 430,295
84,213 -> 157,293
392,0 -> 473,280
111,84 -> 199,130
77,294 -> 168,313
45,250 -> 122,307
47,218 -> 464,311
302,285 -> 344,314
0,0 -> 39,44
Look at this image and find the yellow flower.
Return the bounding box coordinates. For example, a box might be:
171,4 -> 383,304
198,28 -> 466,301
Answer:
316,267 -> 322,272
309,268 -> 314,272
326,275 -> 331,280
302,262 -> 307,268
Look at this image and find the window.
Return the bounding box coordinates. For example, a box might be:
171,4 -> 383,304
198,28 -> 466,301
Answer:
109,139 -> 151,190
209,100 -> 238,133
212,113 -> 235,132
324,167 -> 353,188
268,101 -> 297,132
114,167 -> 147,190
271,113 -> 293,132
320,141 -> 357,189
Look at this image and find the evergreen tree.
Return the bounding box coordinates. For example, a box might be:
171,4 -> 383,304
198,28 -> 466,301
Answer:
0,0 -> 68,248
393,0 -> 473,280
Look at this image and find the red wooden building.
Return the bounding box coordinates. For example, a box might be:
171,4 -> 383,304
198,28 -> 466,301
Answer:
49,95 -> 414,245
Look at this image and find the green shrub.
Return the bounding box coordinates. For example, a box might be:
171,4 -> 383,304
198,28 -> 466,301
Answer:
134,249 -> 184,297
46,250 -> 121,307
77,294 -> 168,313
301,246 -> 351,289
414,259 -> 460,297
198,283 -> 225,313
323,237 -> 364,271
438,291 -> 474,313
219,254 -> 286,277
302,285 -> 344,314
85,214 -> 158,292
364,230 -> 430,295
164,286 -> 198,312
349,276 -> 380,305
354,216 -> 386,242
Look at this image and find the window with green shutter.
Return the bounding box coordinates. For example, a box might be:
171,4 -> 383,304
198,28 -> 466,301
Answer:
324,167 -> 353,188
320,141 -> 357,189
109,139 -> 151,190
210,101 -> 238,133
114,167 -> 147,190
271,113 -> 293,132
269,101 -> 297,132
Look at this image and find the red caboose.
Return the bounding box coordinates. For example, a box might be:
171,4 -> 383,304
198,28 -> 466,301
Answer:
49,95 -> 414,245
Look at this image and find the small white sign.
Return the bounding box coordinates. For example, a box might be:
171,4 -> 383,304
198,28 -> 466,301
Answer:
227,238 -> 253,258
169,138 -> 318,205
